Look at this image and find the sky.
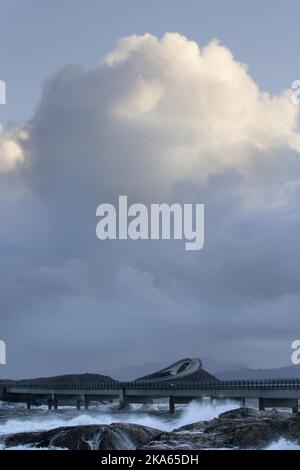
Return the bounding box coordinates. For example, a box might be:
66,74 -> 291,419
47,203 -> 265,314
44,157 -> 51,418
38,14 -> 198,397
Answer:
1,0 -> 300,378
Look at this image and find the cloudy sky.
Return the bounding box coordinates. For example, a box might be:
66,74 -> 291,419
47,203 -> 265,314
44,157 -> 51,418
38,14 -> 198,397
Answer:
1,0 -> 300,378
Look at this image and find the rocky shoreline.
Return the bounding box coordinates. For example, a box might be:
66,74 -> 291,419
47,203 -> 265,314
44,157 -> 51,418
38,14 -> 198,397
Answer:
1,408 -> 300,450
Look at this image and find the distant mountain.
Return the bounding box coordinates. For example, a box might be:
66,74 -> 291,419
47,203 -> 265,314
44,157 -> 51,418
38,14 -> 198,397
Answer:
19,373 -> 115,384
216,365 -> 300,380
201,357 -> 247,374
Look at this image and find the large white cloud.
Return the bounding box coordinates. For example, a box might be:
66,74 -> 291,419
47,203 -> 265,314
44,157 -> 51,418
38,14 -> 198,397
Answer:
105,33 -> 300,176
15,32 -> 298,202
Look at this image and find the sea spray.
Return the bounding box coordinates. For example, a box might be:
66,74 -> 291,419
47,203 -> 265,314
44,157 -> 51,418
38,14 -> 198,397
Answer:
0,399 -> 236,438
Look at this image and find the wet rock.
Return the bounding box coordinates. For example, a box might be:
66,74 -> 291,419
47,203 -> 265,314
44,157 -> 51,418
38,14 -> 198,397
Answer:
138,431 -> 210,450
218,407 -> 260,419
3,423 -> 161,450
140,408 -> 299,450
200,408 -> 288,449
174,420 -> 207,433
282,415 -> 300,444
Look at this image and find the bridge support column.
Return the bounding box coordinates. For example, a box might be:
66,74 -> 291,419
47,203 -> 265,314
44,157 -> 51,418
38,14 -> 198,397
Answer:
76,398 -> 81,410
119,389 -> 129,410
84,395 -> 89,410
47,397 -> 53,410
53,396 -> 58,410
169,396 -> 175,414
26,398 -> 31,410
259,398 -> 265,411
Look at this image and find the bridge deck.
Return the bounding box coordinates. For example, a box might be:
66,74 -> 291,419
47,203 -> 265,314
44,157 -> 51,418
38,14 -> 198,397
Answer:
3,379 -> 300,397
1,380 -> 300,413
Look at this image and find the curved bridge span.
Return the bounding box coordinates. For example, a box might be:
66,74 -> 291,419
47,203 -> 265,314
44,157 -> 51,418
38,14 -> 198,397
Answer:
136,357 -> 217,382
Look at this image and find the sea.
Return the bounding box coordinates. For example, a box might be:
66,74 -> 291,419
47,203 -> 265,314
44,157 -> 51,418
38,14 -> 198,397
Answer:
0,399 -> 299,450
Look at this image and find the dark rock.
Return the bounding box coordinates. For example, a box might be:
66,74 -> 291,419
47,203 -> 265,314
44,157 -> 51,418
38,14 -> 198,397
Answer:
174,421 -> 207,433
200,408 -> 288,448
218,407 -> 260,419
140,408 -> 300,450
138,431 -> 211,450
281,415 -> 300,444
3,423 -> 161,450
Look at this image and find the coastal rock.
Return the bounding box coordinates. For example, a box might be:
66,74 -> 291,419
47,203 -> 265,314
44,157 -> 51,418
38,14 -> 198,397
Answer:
140,408 -> 298,450
282,415 -> 300,444
3,423 -> 161,450
138,431 -> 211,450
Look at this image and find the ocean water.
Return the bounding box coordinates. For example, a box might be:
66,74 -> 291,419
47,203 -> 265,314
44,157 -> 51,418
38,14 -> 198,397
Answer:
0,400 -> 299,450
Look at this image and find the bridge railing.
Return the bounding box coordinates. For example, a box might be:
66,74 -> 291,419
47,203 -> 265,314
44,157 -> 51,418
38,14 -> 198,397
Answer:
7,378 -> 300,391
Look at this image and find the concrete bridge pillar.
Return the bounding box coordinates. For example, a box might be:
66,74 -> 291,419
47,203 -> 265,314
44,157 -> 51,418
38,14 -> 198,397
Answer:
26,398 -> 31,410
84,395 -> 89,410
169,396 -> 175,414
259,398 -> 265,411
47,396 -> 53,410
76,398 -> 81,410
119,389 -> 129,410
53,396 -> 58,410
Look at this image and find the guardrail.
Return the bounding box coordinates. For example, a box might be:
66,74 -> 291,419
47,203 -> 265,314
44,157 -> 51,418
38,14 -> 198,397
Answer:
6,379 -> 300,391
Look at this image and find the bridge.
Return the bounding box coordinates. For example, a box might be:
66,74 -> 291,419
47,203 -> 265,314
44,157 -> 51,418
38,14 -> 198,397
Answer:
1,358 -> 299,413
1,379 -> 300,414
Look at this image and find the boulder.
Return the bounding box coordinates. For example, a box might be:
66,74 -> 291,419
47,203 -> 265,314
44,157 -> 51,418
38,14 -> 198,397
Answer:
3,423 -> 161,450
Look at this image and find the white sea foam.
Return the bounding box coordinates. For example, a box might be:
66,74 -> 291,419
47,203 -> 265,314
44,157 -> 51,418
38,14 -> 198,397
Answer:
265,438 -> 300,450
0,399 -> 235,436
